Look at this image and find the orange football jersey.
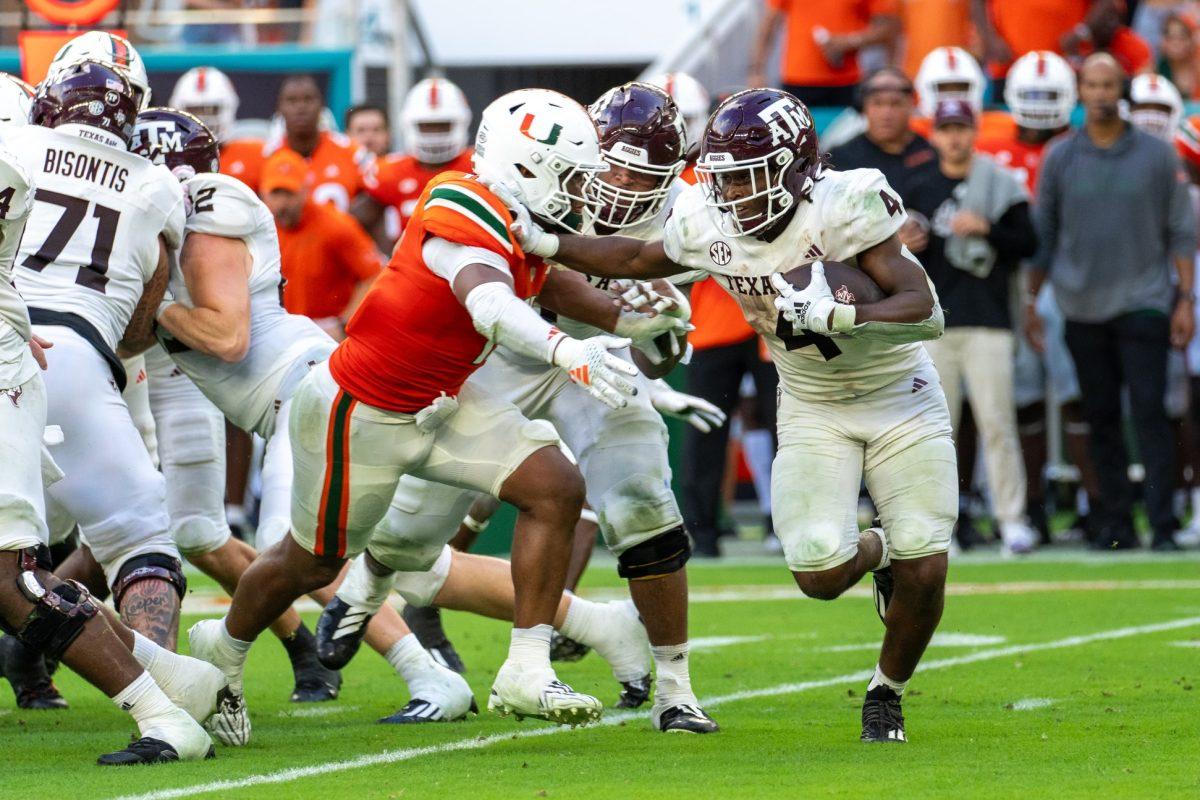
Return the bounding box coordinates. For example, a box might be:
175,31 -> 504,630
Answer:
220,138 -> 266,191
364,149 -> 475,230
976,134 -> 1049,194
266,131 -> 371,211
330,172 -> 547,413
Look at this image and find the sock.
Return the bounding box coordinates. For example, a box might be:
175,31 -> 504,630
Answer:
385,633 -> 434,684
867,664 -> 907,696
212,618 -> 253,689
507,624 -> 552,671
558,596 -> 599,644
651,643 -> 696,706
339,555 -> 394,611
280,622 -> 318,664
742,429 -> 774,515
112,671 -> 180,734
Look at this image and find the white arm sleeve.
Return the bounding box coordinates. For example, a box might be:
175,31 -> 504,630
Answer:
422,236 -> 512,283
464,281 -> 566,364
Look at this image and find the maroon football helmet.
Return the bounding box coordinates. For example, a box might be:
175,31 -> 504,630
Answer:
31,60 -> 138,147
694,88 -> 825,237
587,82 -> 686,229
130,107 -> 220,179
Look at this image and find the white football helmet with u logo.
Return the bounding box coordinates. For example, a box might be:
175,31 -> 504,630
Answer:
915,46 -> 986,118
1004,50 -> 1077,130
45,31 -> 151,111
400,77 -> 472,165
473,89 -> 607,232
1129,73 -> 1183,141
170,66 -> 240,143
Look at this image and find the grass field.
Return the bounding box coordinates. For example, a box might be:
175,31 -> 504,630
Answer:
5,549 -> 1200,799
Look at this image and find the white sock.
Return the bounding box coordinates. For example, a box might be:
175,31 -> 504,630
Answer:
867,664 -> 907,696
507,624 -> 552,671
651,643 -> 696,706
339,555 -> 394,611
212,618 -> 252,688
558,596 -> 599,644
384,634 -> 433,684
131,631 -> 190,684
112,671 -> 180,734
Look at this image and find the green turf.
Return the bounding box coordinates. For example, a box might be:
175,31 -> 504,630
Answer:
4,553 -> 1200,800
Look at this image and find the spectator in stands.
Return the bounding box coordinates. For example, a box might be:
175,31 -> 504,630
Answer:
897,0 -> 972,78
749,0 -> 900,107
261,150 -> 382,340
1157,12 -> 1200,99
1134,0 -> 1187,56
345,103 -> 392,157
909,99 -> 1040,554
182,0 -> 242,45
828,67 -> 937,251
1030,53 -> 1196,551
971,0 -> 1091,87
680,282 -> 778,558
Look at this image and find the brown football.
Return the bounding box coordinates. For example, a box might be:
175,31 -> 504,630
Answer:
781,261 -> 885,305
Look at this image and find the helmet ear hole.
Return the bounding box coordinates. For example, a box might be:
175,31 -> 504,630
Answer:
516,164 -> 536,178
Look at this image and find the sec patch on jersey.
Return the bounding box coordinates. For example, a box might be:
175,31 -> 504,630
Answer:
781,261 -> 885,306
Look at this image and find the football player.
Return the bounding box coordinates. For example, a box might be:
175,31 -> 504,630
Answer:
982,51 -> 1099,543
321,83 -> 722,733
499,88 -> 956,743
0,75 -> 226,766
354,78 -> 475,250
182,89 -> 679,737
1129,73 -> 1184,142
9,63 -> 192,650
170,65 -> 268,195
44,31 -> 151,110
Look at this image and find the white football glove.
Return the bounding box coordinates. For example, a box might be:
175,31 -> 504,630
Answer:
552,335 -> 640,409
771,264 -> 837,335
613,309 -> 691,356
648,380 -> 728,433
610,280 -> 691,320
476,175 -> 560,258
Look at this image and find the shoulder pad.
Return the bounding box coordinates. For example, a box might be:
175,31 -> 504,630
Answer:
0,147 -> 35,223
184,172 -> 266,239
661,182 -> 712,268
824,168 -> 906,256
422,174 -> 517,257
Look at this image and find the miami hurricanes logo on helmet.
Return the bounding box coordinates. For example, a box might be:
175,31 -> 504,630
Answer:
519,113 -> 562,145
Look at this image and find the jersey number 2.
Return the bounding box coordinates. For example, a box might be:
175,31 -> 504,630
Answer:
22,189 -> 120,294
775,312 -> 842,360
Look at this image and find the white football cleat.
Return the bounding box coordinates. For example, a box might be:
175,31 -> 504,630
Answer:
380,656 -> 476,724
488,662 -> 603,726
143,707 -> 216,761
187,619 -> 251,746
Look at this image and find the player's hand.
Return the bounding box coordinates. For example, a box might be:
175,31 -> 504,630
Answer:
29,334 -> 52,370
899,217 -> 929,253
1023,300 -> 1046,354
552,335 -> 640,409
649,381 -> 727,432
771,264 -> 837,335
614,309 -> 692,354
950,211 -> 990,238
476,176 -> 560,258
610,279 -> 692,320
1171,298 -> 1195,349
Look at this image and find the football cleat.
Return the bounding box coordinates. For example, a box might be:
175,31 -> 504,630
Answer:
379,697 -> 479,725
549,631 -> 592,663
382,653 -> 475,724
402,604 -> 466,674
616,675 -> 652,709
488,662 -> 603,725
284,623 -> 342,702
315,597 -> 373,671
861,685 -> 907,743
0,636 -> 68,710
588,599 -> 652,687
187,620 -> 251,746
97,735 -> 214,766
651,703 -> 719,734
871,565 -> 894,624
99,707 -> 216,765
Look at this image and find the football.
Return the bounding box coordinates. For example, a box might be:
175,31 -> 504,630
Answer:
781,260 -> 885,305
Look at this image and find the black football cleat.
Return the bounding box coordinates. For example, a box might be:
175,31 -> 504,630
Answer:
871,565 -> 893,624
615,674 -> 652,709
1,636 -> 68,710
861,685 -> 907,743
378,697 -> 478,724
402,604 -> 466,674
96,737 -> 215,766
281,622 -> 341,702
549,631 -> 592,663
652,703 -> 719,733
315,597 -> 373,671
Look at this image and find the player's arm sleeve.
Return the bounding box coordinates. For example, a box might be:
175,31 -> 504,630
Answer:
422,236 -> 512,284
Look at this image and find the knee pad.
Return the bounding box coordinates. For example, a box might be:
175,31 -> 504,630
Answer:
112,553 -> 187,611
5,573 -> 100,661
597,473 -> 681,544
616,525 -> 690,580
173,515 -> 232,557
389,545 -> 452,606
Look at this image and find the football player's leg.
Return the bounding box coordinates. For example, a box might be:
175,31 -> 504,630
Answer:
412,384 -> 600,724
774,393 -> 879,600
41,330 -> 184,649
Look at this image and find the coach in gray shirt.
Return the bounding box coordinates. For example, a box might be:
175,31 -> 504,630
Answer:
1028,53 -> 1196,551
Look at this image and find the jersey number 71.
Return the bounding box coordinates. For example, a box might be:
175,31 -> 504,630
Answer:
21,189 -> 120,294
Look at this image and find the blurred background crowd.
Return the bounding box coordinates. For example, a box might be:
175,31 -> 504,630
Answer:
6,0 -> 1200,560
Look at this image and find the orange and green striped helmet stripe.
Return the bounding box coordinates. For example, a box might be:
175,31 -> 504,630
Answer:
315,389 -> 356,558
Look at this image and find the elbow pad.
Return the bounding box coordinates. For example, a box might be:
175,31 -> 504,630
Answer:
849,302 -> 944,344
464,281 -> 564,363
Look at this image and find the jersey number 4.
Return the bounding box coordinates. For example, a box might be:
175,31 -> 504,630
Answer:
22,189 -> 120,294
775,312 -> 842,360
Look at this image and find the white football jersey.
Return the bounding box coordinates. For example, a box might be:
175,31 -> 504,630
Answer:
8,125 -> 184,350
159,172 -> 333,438
663,168 -> 933,401
0,146 -> 34,344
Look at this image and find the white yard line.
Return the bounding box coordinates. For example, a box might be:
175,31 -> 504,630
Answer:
1008,698 -> 1056,711
109,614 -> 1200,800
176,578 -> 1200,616
277,705 -> 359,719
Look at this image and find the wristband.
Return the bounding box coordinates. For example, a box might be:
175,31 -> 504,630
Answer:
829,303 -> 856,334
462,514 -> 490,534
